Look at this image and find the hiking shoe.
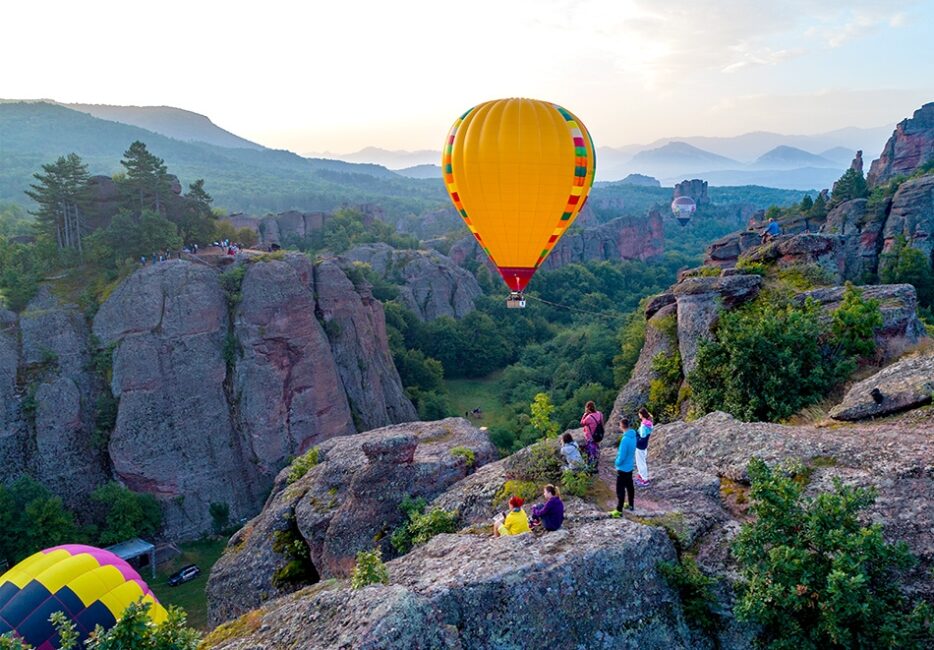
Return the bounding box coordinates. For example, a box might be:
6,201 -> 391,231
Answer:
609,510 -> 622,518
626,505 -> 634,511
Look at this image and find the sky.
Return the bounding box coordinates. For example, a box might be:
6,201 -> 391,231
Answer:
2,0 -> 933,153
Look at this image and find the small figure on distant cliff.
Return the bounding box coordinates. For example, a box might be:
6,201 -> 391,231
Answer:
560,432 -> 585,471
529,484 -> 565,532
580,401 -> 605,471
612,418 -> 637,514
761,217 -> 781,243
635,407 -> 653,487
493,496 -> 531,537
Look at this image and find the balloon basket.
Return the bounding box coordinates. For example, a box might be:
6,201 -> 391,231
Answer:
506,292 -> 526,309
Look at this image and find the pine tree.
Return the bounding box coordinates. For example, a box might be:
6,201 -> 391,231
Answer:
119,141 -> 171,217
831,168 -> 869,206
25,153 -> 91,254
809,193 -> 828,219
800,194 -> 813,212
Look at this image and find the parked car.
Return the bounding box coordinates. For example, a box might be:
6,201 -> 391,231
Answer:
167,564 -> 201,587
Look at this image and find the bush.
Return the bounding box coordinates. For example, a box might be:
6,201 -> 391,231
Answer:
734,458 -> 933,649
776,263 -> 836,290
561,469 -> 593,498
659,555 -> 719,635
529,393 -> 560,438
689,297 -> 853,422
89,482 -> 163,546
831,283 -> 882,358
880,235 -> 934,308
287,447 -> 320,484
271,516 -> 317,588
210,502 -> 231,535
351,548 -> 389,589
505,440 -> 563,483
735,259 -> 767,276
390,496 -> 457,554
492,480 -> 540,509
450,446 -> 476,468
646,350 -> 682,423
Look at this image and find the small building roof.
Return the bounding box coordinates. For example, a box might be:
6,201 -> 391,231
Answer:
105,538 -> 155,561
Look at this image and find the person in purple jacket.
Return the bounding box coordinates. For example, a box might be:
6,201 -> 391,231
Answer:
529,484 -> 565,531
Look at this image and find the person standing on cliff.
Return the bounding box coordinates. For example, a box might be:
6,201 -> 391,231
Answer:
612,417 -> 637,514
580,401 -> 604,471
635,407 -> 653,487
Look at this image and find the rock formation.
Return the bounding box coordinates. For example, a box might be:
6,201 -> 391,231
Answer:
449,212 -> 665,275
620,173 -> 661,187
339,243 -> 482,320
0,255 -> 416,540
206,418 -> 496,625
830,351 -> 934,420
881,173 -> 934,271
673,179 -> 709,206
256,210 -> 329,247
867,102 -> 934,187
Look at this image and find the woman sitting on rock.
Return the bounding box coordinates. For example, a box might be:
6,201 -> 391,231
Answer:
493,496 -> 531,537
529,484 -> 565,532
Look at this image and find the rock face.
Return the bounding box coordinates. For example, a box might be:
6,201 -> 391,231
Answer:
868,102 -> 934,187
314,260 -> 417,428
620,173 -> 661,187
830,352 -> 934,420
881,174 -> 934,270
206,418 -> 496,625
206,519 -> 693,650
257,210 -> 328,247
340,243 -> 482,320
673,179 -> 709,206
791,283 -> 927,361
450,212 -> 665,275
741,233 -> 848,282
0,255 -> 417,541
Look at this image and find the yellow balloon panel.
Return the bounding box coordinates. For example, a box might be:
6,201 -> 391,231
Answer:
443,98 -> 595,290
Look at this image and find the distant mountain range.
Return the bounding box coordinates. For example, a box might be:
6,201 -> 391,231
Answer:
321,124 -> 893,190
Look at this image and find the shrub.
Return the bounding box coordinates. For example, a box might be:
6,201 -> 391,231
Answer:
736,259 -> 767,276
561,469 -> 593,498
88,482 -> 163,546
831,283 -> 882,358
287,447 -> 320,484
351,548 -> 389,589
271,516 -> 317,588
733,458 -> 934,649
659,555 -> 719,635
492,480 -> 540,509
209,502 -> 230,535
504,440 -> 563,483
880,235 -> 934,308
220,265 -> 246,309
776,263 -> 835,290
390,496 -> 457,554
529,392 -> 560,438
689,298 -> 853,422
646,350 -> 682,423
450,446 -> 476,468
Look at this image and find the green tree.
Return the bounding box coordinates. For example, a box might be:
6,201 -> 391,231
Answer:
118,141 -> 172,217
174,179 -> 217,245
799,194 -> 813,212
830,167 -> 869,206
87,211 -> 182,267
879,235 -> 934,308
85,601 -> 200,649
734,458 -> 933,649
530,393 -> 559,438
25,153 -> 91,254
809,193 -> 828,219
0,476 -> 82,566
88,482 -> 163,546
831,283 -> 882,358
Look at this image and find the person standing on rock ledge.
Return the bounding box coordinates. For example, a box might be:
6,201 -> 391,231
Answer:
635,407 -> 653,487
612,418 -> 637,514
580,401 -> 605,471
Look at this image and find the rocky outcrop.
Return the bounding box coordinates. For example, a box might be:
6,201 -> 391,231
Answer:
205,519 -> 692,650
620,173 -> 661,187
673,179 -> 709,206
822,198 -> 888,281
258,210 -> 328,247
94,262 -> 267,539
673,273 -> 763,376
314,260 -> 417,428
705,230 -> 763,268
450,212 -> 665,276
740,233 -> 848,282
206,418 -> 496,625
791,283 -> 927,361
880,173 -> 934,270
340,243 -> 482,320
867,102 -> 934,187
830,352 -> 934,420
232,258 -> 355,474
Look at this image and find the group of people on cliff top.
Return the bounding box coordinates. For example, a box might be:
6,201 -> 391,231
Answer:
493,401 -> 654,537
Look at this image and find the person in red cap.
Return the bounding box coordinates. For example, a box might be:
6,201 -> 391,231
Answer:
493,495 -> 531,537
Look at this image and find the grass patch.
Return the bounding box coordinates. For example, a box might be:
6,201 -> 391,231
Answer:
630,512 -> 689,550
444,371 -> 513,431
150,537 -> 227,631
199,609 -> 263,648
492,480 -> 540,509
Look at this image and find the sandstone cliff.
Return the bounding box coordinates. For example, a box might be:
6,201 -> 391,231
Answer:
0,254 -> 416,540
867,102 -> 934,187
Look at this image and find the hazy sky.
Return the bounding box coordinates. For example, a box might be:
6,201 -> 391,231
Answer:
3,0 -> 933,153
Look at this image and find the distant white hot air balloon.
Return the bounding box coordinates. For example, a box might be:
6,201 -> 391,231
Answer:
671,196 -> 696,226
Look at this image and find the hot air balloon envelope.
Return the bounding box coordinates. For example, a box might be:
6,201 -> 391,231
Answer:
0,545 -> 167,650
671,196 -> 696,226
442,98 -> 596,293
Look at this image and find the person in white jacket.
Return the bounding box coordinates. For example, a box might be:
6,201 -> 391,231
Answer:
635,407 -> 653,487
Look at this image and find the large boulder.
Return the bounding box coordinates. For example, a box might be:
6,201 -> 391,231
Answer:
821,198 -> 888,281
233,258 -> 355,474
313,260 -> 417,428
206,418 -> 496,625
341,243 -> 482,321
830,352 -> 934,421
673,273 -> 762,376
740,233 -> 848,282
0,309 -> 25,472
867,102 -> 934,187
204,519 -> 694,650
673,179 -> 710,206
94,262 -> 267,539
791,283 -> 927,361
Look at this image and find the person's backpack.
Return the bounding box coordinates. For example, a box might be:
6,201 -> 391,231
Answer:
590,413 -> 605,443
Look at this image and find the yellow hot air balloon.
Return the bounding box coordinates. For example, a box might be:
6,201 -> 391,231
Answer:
442,98 -> 596,303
